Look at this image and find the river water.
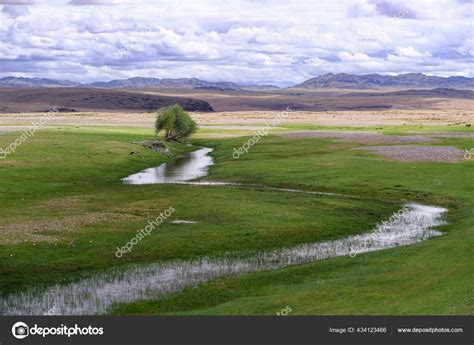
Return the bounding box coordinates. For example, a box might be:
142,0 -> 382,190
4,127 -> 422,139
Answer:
122,147 -> 214,184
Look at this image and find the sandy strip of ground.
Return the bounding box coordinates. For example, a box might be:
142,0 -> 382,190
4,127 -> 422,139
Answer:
199,125 -> 283,130
0,126 -> 35,133
0,109 -> 473,127
190,109 -> 473,126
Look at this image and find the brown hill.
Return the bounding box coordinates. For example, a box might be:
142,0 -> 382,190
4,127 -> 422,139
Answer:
0,88 -> 213,113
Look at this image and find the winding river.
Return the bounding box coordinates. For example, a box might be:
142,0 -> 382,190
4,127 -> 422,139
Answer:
0,147 -> 447,315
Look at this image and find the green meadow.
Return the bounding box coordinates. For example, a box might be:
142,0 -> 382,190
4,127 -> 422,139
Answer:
0,125 -> 472,315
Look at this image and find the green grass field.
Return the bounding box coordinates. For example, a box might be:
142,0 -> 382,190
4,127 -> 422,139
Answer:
0,125 -> 472,315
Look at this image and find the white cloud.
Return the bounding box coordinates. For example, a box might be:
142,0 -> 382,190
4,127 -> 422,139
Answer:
1,4 -> 29,17
0,1 -> 35,4
395,46 -> 432,58
0,0 -> 472,85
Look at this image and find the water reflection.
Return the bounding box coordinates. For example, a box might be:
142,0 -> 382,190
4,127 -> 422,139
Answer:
122,147 -> 214,185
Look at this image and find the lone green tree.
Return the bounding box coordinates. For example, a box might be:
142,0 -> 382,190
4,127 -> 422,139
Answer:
155,105 -> 197,141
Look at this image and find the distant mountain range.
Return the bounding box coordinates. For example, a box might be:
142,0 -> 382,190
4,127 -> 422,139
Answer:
86,77 -> 243,90
0,73 -> 473,90
296,73 -> 474,89
0,76 -> 79,88
0,76 -> 278,91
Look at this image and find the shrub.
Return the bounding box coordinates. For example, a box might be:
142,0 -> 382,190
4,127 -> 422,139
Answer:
155,105 -> 197,141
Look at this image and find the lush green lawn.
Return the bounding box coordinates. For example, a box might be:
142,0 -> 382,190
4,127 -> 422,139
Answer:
0,125 -> 472,315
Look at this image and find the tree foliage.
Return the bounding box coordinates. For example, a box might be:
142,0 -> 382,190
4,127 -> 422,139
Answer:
155,105 -> 197,141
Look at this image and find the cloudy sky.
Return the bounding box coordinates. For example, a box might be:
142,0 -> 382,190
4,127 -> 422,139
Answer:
0,0 -> 472,86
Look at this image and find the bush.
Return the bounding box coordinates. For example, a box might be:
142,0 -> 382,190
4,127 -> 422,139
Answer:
155,105 -> 197,141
